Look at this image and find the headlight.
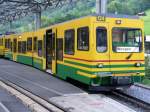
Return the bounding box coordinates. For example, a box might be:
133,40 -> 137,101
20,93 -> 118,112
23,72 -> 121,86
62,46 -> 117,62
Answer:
97,63 -> 103,68
135,63 -> 141,67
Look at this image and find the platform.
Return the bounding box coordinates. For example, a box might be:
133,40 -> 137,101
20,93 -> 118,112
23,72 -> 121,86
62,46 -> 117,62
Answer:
0,59 -> 84,99
0,86 -> 30,112
0,59 -> 137,112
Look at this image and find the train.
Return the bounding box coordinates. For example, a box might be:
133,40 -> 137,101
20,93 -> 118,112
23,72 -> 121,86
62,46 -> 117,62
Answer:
0,14 -> 145,91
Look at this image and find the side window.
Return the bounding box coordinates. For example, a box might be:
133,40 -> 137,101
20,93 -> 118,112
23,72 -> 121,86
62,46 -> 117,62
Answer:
33,37 -> 37,52
13,39 -> 17,53
38,40 -> 42,57
27,38 -> 32,51
10,42 -> 13,52
0,39 -> 1,46
18,41 -> 22,53
77,27 -> 89,51
5,39 -> 7,48
96,27 -> 107,52
57,38 -> 63,61
64,29 -> 75,55
43,35 -> 46,58
2,38 -> 3,46
22,41 -> 26,53
8,39 -> 11,49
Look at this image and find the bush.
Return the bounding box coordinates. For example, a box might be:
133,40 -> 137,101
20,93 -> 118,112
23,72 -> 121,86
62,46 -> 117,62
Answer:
145,56 -> 150,78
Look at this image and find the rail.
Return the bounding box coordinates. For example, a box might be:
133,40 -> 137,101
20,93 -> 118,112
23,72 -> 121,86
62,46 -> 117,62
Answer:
0,79 -> 66,112
111,83 -> 150,110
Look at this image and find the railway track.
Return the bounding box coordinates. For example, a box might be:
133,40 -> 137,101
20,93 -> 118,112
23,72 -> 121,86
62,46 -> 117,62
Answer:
111,91 -> 150,110
0,79 -> 66,112
109,84 -> 150,112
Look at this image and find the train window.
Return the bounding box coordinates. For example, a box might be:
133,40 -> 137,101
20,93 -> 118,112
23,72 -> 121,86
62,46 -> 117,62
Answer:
2,39 -> 3,45
8,39 -> 10,49
18,41 -> 22,53
33,37 -> 37,52
13,39 -> 17,53
96,27 -> 107,52
57,38 -> 63,61
43,35 -> 46,58
77,27 -> 89,51
38,40 -> 42,57
0,39 -> 1,45
10,42 -> 13,52
112,28 -> 142,52
22,41 -> 26,53
27,38 -> 32,51
0,39 -> 2,46
64,29 -> 75,55
5,39 -> 6,48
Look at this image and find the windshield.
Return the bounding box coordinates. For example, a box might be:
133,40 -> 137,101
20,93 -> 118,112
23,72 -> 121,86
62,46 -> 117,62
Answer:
112,28 -> 142,52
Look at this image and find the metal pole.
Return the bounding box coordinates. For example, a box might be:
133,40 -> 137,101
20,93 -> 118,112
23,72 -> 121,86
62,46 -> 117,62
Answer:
96,0 -> 108,14
9,21 -> 12,32
34,11 -> 41,30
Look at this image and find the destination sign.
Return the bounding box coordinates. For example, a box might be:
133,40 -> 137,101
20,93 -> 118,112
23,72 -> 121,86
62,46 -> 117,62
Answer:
116,47 -> 139,52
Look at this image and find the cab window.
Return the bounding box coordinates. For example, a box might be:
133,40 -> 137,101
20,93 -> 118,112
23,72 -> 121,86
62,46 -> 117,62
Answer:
96,27 -> 107,52
77,27 -> 89,51
112,28 -> 142,52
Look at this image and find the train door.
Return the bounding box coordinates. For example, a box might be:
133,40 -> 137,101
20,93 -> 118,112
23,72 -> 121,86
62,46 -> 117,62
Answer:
46,29 -> 56,74
13,38 -> 17,61
94,22 -> 111,73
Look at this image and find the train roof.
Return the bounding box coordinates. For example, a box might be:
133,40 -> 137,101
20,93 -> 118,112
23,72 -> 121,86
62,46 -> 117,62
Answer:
2,13 -> 141,37
92,13 -> 139,19
43,13 -> 140,30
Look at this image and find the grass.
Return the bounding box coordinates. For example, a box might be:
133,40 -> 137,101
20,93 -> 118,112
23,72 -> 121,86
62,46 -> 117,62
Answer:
140,10 -> 150,86
141,57 -> 150,86
142,78 -> 150,86
141,9 -> 150,35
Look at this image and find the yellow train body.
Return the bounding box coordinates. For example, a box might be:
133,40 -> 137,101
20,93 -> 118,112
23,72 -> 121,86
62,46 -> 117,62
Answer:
0,14 -> 145,89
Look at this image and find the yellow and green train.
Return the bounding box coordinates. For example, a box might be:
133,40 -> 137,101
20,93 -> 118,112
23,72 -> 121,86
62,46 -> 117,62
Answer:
0,14 -> 145,90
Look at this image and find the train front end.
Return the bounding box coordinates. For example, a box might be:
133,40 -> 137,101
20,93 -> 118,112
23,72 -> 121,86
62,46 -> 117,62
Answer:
90,15 -> 145,91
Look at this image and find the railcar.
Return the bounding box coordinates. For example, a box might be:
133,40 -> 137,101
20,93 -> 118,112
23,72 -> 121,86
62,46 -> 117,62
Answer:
0,36 -> 4,57
1,14 -> 145,90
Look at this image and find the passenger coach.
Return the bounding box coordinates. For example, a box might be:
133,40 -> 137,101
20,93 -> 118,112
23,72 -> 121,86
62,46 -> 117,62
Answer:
0,14 -> 145,90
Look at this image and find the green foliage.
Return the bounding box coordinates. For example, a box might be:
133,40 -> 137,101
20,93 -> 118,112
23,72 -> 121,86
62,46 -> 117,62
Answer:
141,9 -> 150,35
0,0 -> 150,33
142,56 -> 150,85
145,57 -> 150,77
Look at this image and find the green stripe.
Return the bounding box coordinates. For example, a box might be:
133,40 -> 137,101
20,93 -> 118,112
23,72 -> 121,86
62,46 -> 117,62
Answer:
4,52 -> 13,60
64,60 -> 145,68
111,70 -> 145,74
33,58 -> 43,70
64,60 -> 96,68
60,63 -> 145,74
57,63 -> 144,85
17,55 -> 32,66
61,62 -> 145,74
